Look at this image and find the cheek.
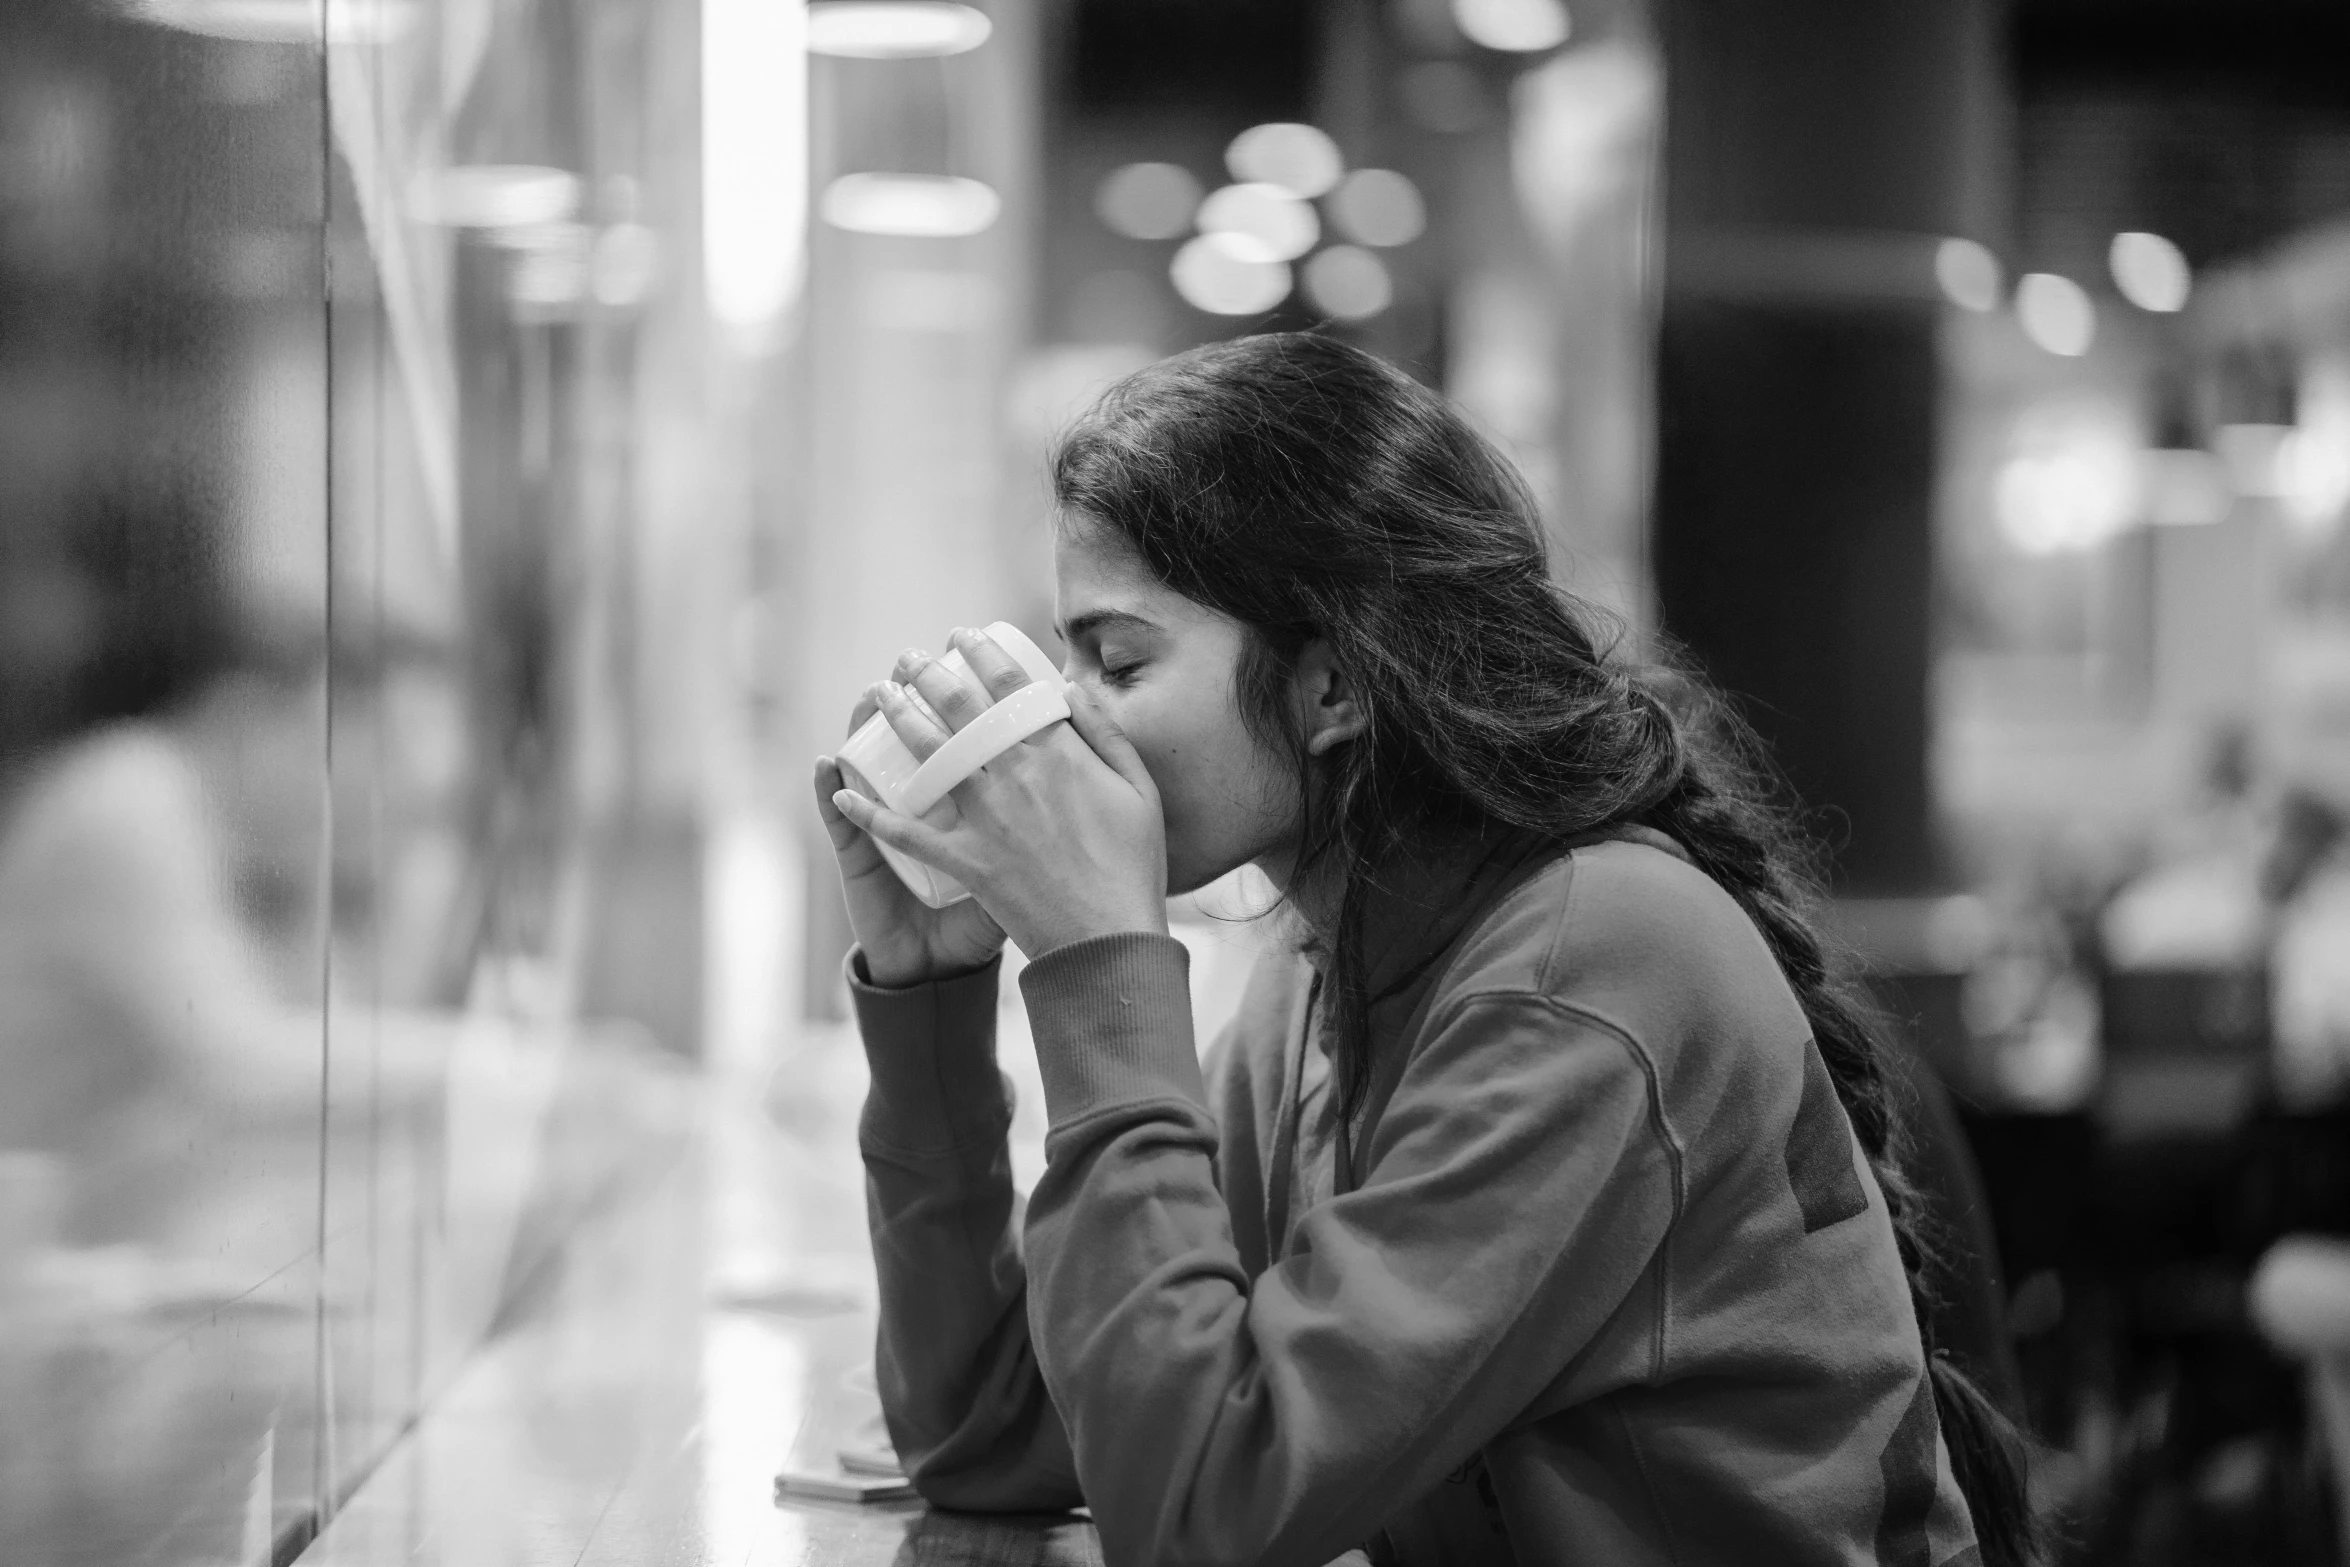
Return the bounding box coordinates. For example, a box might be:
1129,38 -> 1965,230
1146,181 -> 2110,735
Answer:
1096,687 -> 1193,793
1120,699 -> 1290,831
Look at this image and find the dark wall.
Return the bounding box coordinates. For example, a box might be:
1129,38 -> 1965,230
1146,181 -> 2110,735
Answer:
1652,0 -> 2001,894
1653,306 -> 1940,889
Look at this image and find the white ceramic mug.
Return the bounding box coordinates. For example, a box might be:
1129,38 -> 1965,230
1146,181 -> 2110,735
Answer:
834,621 -> 1068,908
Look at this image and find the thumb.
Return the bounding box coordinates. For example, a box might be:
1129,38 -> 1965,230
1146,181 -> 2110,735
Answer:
830,787 -> 959,873
1062,684 -> 1157,798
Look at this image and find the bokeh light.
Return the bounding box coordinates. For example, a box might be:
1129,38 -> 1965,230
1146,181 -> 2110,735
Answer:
1196,182 -> 1319,264
1224,123 -> 1343,199
2016,272 -> 2095,357
1450,0 -> 1571,53
1303,245 -> 1393,321
1093,162 -> 1202,241
2280,431 -> 2350,534
2109,231 -> 2191,314
2281,362 -> 2350,535
413,165 -> 581,229
127,0 -> 417,42
1934,237 -> 2001,313
1328,169 -> 1426,249
820,173 -> 999,237
1170,235 -> 1291,316
1996,446 -> 2139,554
806,2 -> 991,58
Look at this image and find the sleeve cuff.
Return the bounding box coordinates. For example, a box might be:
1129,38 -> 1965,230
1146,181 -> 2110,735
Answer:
847,949 -> 1010,1153
1017,932 -> 1204,1126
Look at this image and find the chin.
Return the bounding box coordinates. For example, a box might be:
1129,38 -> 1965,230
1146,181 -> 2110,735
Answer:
1161,841 -> 1234,900
1162,836 -> 1275,901
1164,860 -> 1221,899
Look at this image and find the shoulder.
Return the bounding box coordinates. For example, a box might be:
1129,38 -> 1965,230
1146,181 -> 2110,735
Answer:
1434,836 -> 1810,1053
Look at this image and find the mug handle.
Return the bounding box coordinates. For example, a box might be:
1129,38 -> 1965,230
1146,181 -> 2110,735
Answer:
896,681 -> 1071,817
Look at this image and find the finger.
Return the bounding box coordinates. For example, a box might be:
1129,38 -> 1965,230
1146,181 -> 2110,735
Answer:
897,648 -> 991,733
949,626 -> 1037,701
1061,683 -> 1159,798
846,688 -> 881,739
813,758 -> 886,867
869,679 -> 950,761
830,787 -> 962,874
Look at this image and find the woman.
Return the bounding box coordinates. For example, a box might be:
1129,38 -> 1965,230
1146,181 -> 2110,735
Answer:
816,334 -> 2035,1567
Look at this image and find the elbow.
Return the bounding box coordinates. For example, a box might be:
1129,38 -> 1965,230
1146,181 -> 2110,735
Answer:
906,1454 -> 1084,1515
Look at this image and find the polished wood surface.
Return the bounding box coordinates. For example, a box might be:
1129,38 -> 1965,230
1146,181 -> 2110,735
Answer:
301,1026 -> 1098,1567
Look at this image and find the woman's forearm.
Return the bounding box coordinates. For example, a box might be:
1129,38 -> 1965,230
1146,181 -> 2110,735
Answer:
851,953 -> 1083,1510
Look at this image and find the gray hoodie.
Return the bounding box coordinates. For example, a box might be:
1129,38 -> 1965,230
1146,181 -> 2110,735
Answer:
852,830 -> 1982,1567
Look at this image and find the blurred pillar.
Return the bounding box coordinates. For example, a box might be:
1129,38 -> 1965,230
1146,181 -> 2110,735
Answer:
796,0 -> 1041,1014
1651,0 -> 2003,892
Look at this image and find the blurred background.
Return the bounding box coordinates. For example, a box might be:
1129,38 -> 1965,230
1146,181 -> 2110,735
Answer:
0,0 -> 2344,1561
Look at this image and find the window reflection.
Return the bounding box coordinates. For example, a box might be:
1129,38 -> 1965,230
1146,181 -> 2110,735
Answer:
0,1 -> 698,1560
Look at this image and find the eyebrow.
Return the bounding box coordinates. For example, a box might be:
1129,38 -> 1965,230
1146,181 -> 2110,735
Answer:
1057,608 -> 1161,643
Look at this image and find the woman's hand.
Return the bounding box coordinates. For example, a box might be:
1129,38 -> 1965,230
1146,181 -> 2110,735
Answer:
815,678 -> 1009,989
825,628 -> 1169,962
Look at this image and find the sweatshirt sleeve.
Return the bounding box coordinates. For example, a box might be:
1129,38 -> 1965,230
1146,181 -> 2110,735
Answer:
850,951 -> 1083,1512
1016,933 -> 1680,1567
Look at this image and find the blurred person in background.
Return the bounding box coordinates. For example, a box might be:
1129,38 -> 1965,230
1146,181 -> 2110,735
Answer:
2096,636 -> 2350,1107
0,483 -> 465,1263
2264,636 -> 2350,1106
0,482 -> 333,1258
0,481 -> 351,1556
817,335 -> 2039,1567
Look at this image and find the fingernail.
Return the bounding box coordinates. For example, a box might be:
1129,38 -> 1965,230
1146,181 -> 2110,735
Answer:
832,790 -> 858,812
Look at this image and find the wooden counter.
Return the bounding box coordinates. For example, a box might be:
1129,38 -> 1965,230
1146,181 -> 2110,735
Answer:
299,1027 -> 1099,1567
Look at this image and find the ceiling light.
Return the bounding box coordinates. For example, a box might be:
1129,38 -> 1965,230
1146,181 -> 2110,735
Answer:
1225,123 -> 1343,200
1451,0 -> 1570,53
1303,246 -> 1393,321
1196,182 -> 1318,264
807,2 -> 990,58
820,173 -> 999,237
2016,273 -> 2094,357
412,165 -> 582,229
705,0 -> 808,337
1933,238 -> 2000,313
123,0 -> 415,43
1328,169 -> 1426,248
2109,231 -> 2190,313
1170,236 -> 1290,316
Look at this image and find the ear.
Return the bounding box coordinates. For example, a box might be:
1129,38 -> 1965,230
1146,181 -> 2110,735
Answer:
1291,638 -> 1368,758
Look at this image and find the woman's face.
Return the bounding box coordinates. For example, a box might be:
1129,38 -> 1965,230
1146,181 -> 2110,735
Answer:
1052,523 -> 1300,895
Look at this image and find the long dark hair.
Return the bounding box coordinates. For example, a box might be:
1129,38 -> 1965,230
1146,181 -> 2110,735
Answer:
1052,332 -> 2039,1565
